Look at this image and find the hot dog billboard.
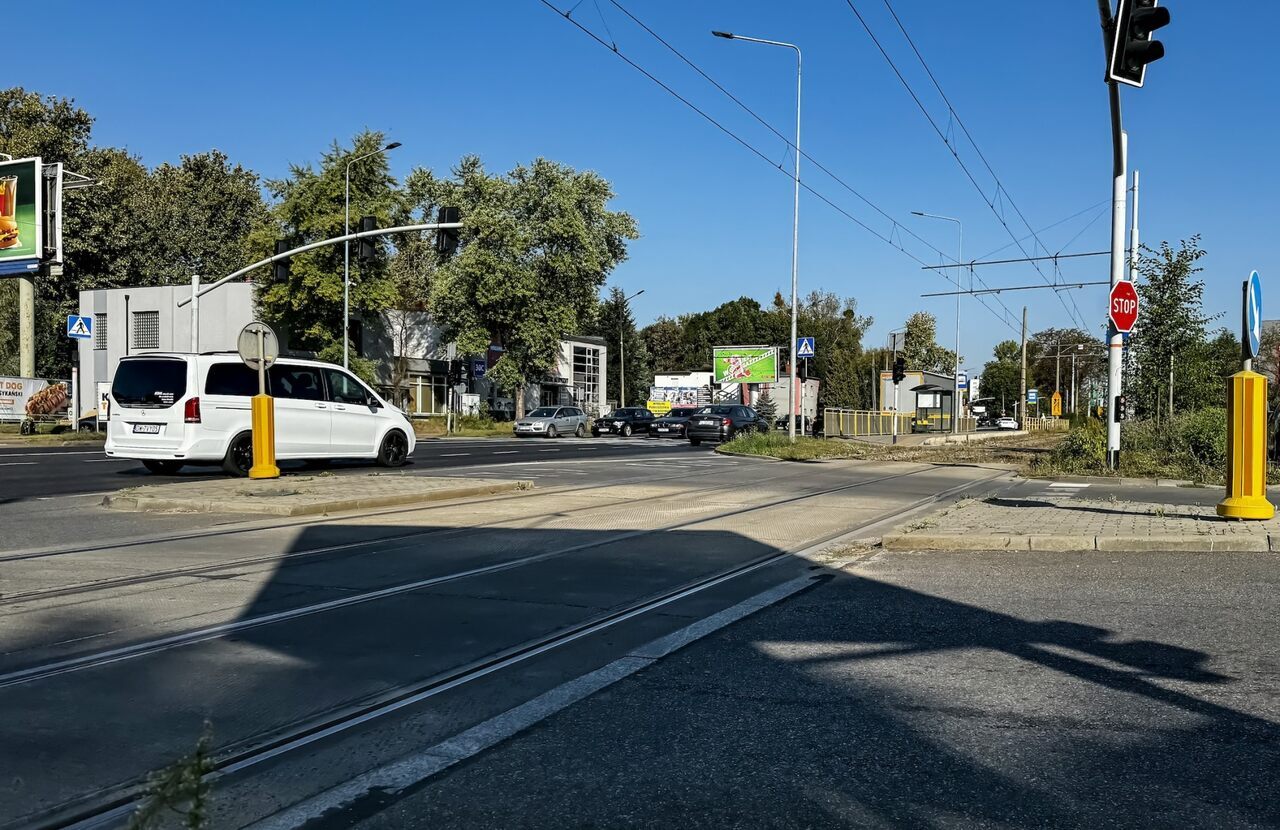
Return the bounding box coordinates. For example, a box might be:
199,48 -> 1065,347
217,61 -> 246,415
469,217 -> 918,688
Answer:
0,157 -> 43,264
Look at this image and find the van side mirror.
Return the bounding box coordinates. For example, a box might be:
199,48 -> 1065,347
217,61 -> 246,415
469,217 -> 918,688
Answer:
366,395 -> 381,410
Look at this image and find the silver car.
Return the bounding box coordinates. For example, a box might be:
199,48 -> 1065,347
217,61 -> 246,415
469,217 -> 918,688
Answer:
513,406 -> 588,438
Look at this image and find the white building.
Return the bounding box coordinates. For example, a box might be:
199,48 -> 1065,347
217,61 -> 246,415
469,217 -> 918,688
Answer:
76,286 -> 607,421
76,283 -> 254,422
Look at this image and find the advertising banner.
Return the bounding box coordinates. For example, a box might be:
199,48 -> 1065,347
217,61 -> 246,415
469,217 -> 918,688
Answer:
648,386 -> 701,405
0,376 -> 54,421
713,346 -> 778,385
646,400 -> 672,416
0,157 -> 43,264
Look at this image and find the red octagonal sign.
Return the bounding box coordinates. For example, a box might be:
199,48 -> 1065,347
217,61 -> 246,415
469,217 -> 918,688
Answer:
1109,281 -> 1139,333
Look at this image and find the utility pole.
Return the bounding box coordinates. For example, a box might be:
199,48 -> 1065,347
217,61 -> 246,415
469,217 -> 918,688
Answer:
18,274 -> 34,377
1019,306 -> 1028,424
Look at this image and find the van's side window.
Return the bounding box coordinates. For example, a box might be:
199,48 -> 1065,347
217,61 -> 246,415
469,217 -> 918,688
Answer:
205,363 -> 259,397
323,368 -> 369,405
269,365 -> 325,401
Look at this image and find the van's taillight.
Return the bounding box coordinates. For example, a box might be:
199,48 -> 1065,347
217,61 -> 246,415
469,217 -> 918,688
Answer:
184,397 -> 202,423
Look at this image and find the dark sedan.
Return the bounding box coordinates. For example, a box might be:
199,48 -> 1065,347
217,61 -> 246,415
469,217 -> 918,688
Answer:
591,407 -> 655,437
687,404 -> 770,446
647,406 -> 702,439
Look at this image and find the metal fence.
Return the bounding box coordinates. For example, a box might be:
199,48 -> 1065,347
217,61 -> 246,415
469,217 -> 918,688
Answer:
1023,416 -> 1069,432
823,409 -> 913,438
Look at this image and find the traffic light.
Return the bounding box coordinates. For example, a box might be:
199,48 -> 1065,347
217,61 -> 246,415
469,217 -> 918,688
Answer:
358,216 -> 377,265
447,361 -> 463,386
1114,394 -> 1128,422
273,240 -> 291,282
1109,0 -> 1170,88
436,206 -> 460,258
892,357 -> 906,385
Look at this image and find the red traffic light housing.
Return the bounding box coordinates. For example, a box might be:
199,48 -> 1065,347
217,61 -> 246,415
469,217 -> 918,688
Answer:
1109,0 -> 1171,88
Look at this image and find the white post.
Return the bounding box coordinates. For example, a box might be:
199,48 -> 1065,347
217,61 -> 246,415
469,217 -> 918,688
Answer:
1106,125 -> 1128,468
190,274 -> 200,353
343,166 -> 351,369
788,46 -> 801,442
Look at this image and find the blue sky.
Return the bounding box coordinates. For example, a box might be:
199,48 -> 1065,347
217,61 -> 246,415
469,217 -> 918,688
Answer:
17,1 -> 1278,371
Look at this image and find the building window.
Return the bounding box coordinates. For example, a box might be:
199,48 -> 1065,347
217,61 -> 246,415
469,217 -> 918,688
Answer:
94,313 -> 108,349
572,345 -> 600,410
406,373 -> 448,415
132,311 -> 160,351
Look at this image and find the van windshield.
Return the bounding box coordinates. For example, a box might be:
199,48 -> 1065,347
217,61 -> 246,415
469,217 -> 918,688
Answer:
112,359 -> 187,408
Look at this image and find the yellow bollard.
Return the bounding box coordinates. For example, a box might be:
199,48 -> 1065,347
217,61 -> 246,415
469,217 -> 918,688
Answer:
1216,370 -> 1273,520
248,393 -> 280,480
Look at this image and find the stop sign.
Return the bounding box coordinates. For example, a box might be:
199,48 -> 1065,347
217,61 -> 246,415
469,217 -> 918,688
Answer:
1109,281 -> 1139,333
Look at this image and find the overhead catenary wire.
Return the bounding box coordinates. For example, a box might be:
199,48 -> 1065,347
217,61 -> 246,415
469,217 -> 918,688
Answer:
845,0 -> 1091,331
540,0 -> 1022,334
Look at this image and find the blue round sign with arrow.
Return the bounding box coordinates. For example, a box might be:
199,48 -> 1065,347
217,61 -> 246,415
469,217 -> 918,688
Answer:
1245,270 -> 1263,360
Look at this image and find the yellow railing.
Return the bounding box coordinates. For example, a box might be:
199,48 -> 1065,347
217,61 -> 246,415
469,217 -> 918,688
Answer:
1023,416 -> 1069,432
823,409 -> 913,437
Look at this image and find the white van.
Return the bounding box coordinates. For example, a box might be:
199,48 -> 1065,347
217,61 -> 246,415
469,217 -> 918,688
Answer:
105,353 -> 416,475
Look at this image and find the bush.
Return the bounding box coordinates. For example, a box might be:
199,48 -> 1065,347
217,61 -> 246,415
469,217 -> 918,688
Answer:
1047,419 -> 1106,472
457,414 -> 495,430
1171,407 -> 1227,469
1044,408 -> 1231,483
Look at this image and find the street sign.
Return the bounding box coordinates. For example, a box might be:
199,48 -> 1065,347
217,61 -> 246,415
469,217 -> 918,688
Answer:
237,321 -> 279,372
1027,389 -> 1039,404
1244,270 -> 1262,360
66,315 -> 92,340
956,372 -> 968,390
1109,281 -> 1139,333
471,358 -> 487,379
796,337 -> 815,359
1051,391 -> 1063,417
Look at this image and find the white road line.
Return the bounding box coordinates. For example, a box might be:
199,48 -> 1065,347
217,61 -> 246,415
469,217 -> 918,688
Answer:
0,462 -> 37,467
538,449 -> 561,453
0,450 -> 103,457
83,458 -> 132,463
1047,482 -> 1091,489
438,453 -> 470,457
493,451 -> 518,455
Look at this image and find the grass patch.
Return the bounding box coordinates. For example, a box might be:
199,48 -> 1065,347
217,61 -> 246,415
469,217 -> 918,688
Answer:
411,415 -> 512,439
718,432 -> 872,461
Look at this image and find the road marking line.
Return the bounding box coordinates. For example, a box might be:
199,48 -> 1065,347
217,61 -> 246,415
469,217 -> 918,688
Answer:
438,453 -> 470,457
538,449 -> 561,452
0,450 -> 103,457
493,451 -> 518,455
83,458 -> 132,463
0,462 -> 37,467
1048,482 -> 1091,489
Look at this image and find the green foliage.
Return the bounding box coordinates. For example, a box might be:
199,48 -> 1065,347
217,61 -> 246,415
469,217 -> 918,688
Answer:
719,431 -> 868,461
410,155 -> 637,417
1047,419 -> 1107,472
252,130 -> 405,358
902,311 -> 956,373
754,391 -> 778,421
1044,408 -> 1229,483
585,286 -> 650,406
128,722 -> 214,829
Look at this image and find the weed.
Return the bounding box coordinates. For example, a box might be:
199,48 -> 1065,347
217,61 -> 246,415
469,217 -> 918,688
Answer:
128,723 -> 214,829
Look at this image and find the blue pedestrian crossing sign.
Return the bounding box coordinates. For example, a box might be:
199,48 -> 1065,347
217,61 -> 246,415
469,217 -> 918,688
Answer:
1245,270 -> 1262,360
66,315 -> 93,340
796,337 -> 815,359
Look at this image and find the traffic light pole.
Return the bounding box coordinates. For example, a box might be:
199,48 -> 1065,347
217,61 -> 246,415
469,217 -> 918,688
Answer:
1105,82 -> 1127,470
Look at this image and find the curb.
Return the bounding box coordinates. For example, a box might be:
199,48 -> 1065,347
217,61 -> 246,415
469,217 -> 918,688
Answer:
920,430 -> 1028,446
882,532 -> 1274,553
103,480 -> 533,517
1022,473 -> 1205,488
712,447 -> 785,462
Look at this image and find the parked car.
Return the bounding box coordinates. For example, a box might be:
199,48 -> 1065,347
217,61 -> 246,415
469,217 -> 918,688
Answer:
774,414 -> 814,434
513,406 -> 588,438
592,407 -> 655,437
648,406 -> 702,439
105,353 -> 415,476
687,404 -> 770,446
997,416 -> 1019,430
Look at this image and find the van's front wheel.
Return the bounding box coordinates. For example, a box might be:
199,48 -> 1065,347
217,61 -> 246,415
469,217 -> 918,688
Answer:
222,433 -> 253,477
376,430 -> 409,467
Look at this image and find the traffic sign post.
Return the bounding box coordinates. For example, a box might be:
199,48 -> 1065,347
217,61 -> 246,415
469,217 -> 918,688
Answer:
66,315 -> 92,340
1219,271 -> 1272,520
796,337 -> 815,359
1051,391 -> 1063,418
237,321 -> 280,480
1109,281 -> 1139,333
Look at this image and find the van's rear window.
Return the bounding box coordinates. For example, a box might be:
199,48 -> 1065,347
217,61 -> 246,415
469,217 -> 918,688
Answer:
112,359 -> 187,408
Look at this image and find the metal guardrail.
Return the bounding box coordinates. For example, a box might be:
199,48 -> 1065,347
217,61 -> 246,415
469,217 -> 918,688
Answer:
1023,416 -> 1069,432
823,409 -> 913,438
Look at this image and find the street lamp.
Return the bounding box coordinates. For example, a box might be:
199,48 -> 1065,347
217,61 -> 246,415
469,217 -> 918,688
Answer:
618,288 -> 645,408
713,29 -> 802,441
911,211 -> 963,433
344,140 -> 402,368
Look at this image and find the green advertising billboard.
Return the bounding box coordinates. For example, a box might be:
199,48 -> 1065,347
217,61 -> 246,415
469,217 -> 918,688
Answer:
0,157 -> 42,264
713,346 -> 778,384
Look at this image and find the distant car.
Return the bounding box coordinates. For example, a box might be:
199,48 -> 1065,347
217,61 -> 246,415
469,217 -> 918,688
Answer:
997,416 -> 1019,430
774,414 -> 813,434
648,406 -> 701,439
592,407 -> 655,437
687,404 -> 770,446
513,406 -> 588,438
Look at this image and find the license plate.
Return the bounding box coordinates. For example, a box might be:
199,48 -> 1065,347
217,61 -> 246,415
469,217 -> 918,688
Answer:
698,420 -> 714,426
132,423 -> 161,434
657,427 -> 669,432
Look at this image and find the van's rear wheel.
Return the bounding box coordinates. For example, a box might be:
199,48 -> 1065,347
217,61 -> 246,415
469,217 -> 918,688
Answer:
142,460 -> 184,475
222,433 -> 253,477
377,430 -> 409,467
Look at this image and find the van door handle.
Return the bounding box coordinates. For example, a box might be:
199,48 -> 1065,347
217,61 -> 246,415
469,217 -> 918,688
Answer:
334,404 -> 347,411
315,403 -> 327,409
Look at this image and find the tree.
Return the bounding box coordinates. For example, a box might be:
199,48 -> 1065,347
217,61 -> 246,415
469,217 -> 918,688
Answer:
641,315 -> 688,374
382,236 -> 435,409
981,339 -> 1022,417
754,390 -> 777,421
587,286 -> 651,407
1127,237 -> 1216,418
410,156 -> 637,418
901,311 -> 956,373
252,130 -> 405,377
778,290 -> 873,411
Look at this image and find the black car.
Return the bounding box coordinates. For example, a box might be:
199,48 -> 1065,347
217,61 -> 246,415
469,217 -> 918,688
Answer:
591,407 -> 655,437
687,404 -> 770,446
648,406 -> 702,439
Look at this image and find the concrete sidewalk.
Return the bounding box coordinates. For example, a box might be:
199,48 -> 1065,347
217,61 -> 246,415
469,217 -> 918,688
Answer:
883,488 -> 1280,552
103,472 -> 532,516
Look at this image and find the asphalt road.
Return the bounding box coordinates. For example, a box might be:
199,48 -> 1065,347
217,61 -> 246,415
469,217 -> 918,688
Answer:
0,435 -> 706,503
0,453 -> 1000,828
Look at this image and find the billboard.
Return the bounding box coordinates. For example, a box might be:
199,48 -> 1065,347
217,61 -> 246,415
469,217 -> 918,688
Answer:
0,376 -> 68,422
713,346 -> 778,385
0,157 -> 43,264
